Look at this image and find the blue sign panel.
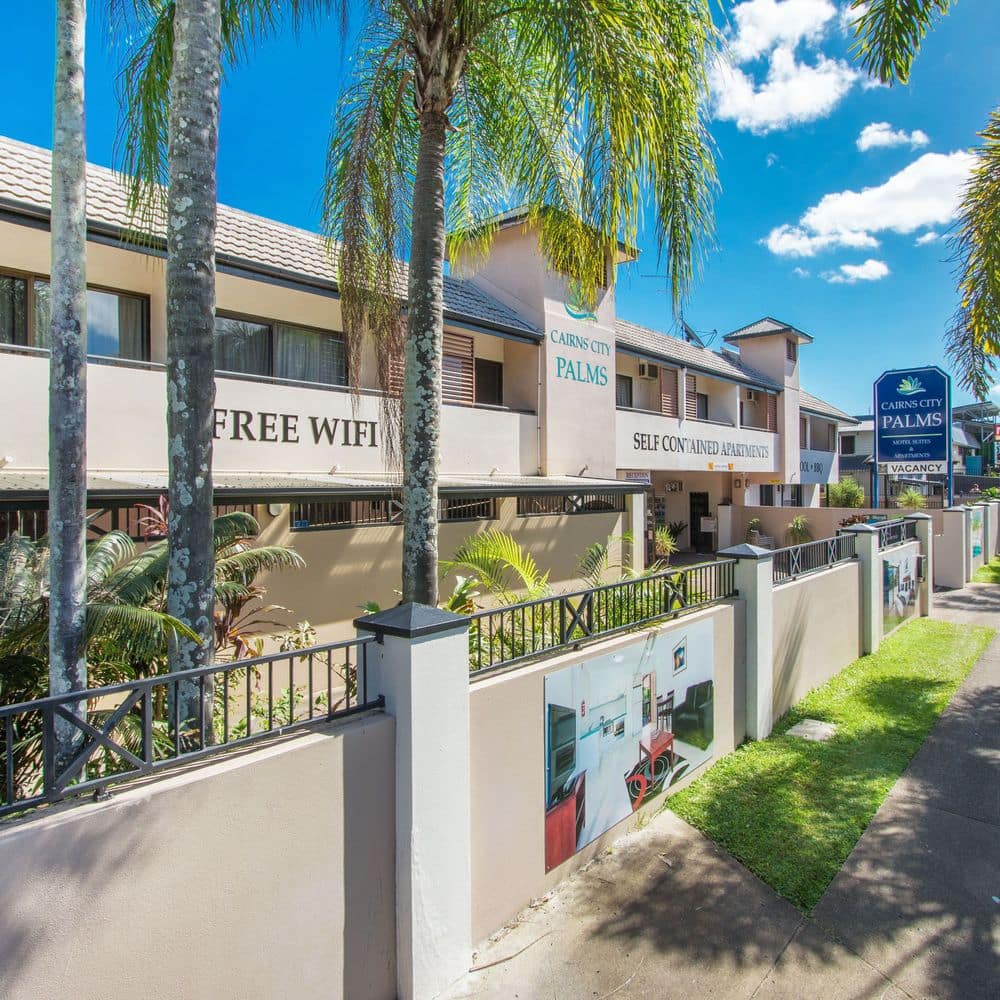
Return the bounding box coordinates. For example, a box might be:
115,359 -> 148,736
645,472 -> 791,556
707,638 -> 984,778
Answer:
873,366 -> 951,474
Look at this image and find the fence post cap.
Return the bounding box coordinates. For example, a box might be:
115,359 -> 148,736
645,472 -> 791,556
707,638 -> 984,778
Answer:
354,602 -> 470,640
840,523 -> 878,534
943,506 -> 968,513
718,543 -> 773,561
905,512 -> 933,521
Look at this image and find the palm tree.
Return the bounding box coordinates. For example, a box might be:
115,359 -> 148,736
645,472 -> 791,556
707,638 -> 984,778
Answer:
49,0 -> 88,768
326,0 -> 718,605
848,0 -> 999,397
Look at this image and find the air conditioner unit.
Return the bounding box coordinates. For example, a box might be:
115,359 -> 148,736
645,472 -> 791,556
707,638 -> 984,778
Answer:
745,389 -> 758,403
638,362 -> 659,380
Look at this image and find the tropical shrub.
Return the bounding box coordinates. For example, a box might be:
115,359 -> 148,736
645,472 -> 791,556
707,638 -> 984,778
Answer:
654,527 -> 678,562
895,487 -> 928,510
785,515 -> 813,546
746,517 -> 762,542
827,477 -> 866,508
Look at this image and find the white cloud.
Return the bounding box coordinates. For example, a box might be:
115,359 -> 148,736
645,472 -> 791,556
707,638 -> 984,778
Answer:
915,231 -> 941,246
823,258 -> 890,283
727,0 -> 838,62
711,45 -> 861,134
763,151 -> 975,256
839,1 -> 868,33
766,152 -> 779,167
857,121 -> 931,151
793,266 -> 811,277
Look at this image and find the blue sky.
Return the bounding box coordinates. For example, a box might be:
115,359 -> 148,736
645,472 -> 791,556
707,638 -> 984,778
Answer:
0,1 -> 997,413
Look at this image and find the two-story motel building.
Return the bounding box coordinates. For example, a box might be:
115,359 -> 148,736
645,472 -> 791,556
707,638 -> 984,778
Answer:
0,135 -> 853,639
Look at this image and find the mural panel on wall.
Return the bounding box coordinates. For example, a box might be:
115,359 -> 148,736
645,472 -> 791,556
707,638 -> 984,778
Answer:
971,509 -> 984,561
543,619 -> 714,872
883,549 -> 918,635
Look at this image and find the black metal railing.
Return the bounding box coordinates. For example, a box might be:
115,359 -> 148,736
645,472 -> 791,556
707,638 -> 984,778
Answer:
468,560 -> 737,675
0,636 -> 382,820
877,518 -> 918,550
772,534 -> 857,583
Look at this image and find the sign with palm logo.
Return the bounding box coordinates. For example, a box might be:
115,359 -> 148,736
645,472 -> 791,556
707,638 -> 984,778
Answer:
874,366 -> 951,478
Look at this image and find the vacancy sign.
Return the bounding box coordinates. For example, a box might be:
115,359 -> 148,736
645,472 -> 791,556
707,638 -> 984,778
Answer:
874,366 -> 951,475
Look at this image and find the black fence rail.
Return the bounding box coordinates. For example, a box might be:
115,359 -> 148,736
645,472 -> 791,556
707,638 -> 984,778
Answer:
0,635 -> 382,820
468,560 -> 738,675
878,518 -> 918,550
772,533 -> 857,584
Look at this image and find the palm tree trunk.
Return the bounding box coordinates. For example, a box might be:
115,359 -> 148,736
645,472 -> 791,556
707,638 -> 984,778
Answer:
49,0 -> 88,771
401,111 -> 448,606
165,0 -> 221,726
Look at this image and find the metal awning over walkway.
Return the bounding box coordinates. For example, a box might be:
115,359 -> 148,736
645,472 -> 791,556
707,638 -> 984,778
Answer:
0,470 -> 645,506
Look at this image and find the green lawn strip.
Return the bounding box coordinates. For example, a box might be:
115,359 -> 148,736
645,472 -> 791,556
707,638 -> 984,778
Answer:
667,618 -> 995,911
972,557 -> 1000,584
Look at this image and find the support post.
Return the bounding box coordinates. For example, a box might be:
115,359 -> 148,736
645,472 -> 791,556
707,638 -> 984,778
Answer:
907,513 -> 934,618
355,604 -> 472,1000
718,543 -> 774,740
625,490 -> 646,573
937,507 -> 969,589
716,503 -> 734,551
843,524 -> 880,655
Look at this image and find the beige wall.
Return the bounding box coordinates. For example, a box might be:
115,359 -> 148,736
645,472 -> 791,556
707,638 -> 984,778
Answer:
0,714 -> 395,1000
772,561 -> 863,720
468,602 -> 742,942
256,499 -> 626,641
734,506 -> 944,548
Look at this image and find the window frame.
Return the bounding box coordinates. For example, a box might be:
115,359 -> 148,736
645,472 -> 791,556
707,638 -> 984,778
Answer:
474,357 -> 504,407
289,495 -> 498,531
214,309 -> 348,387
840,434 -> 856,456
516,493 -> 627,517
786,338 -> 797,362
0,267 -> 151,361
615,373 -> 634,409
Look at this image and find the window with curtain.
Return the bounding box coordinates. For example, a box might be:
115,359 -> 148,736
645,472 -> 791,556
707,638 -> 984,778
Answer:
0,274 -> 28,346
274,324 -> 347,386
32,281 -> 149,361
215,316 -> 270,376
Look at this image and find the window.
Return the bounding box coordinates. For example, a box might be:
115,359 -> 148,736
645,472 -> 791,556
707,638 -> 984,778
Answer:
442,332 -> 475,404
475,358 -> 504,407
786,485 -> 803,507
215,314 -> 347,386
840,434 -> 856,456
289,496 -> 496,530
800,416 -> 808,448
0,271 -> 150,361
615,374 -> 633,409
696,392 -> 709,421
760,485 -> 776,506
517,493 -> 626,517
786,339 -> 797,362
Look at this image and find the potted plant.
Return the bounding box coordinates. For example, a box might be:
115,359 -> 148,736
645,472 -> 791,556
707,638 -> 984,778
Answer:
746,517 -> 762,545
785,515 -> 812,545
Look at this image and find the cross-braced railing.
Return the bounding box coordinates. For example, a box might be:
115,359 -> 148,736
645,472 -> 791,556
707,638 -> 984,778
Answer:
468,560 -> 738,675
0,635 -> 382,820
877,518 -> 918,550
772,533 -> 857,584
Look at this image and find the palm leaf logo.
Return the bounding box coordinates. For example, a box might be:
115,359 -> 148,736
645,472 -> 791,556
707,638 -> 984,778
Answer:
564,281 -> 598,322
897,376 -> 925,396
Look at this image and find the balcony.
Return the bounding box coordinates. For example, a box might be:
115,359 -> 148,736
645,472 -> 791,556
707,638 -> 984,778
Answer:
616,406 -> 779,473
0,346 -> 539,479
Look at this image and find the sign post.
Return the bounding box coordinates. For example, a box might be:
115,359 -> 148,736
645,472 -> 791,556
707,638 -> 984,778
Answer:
873,366 -> 952,508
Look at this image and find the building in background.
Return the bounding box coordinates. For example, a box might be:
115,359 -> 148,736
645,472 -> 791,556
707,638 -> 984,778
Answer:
0,135 -> 850,637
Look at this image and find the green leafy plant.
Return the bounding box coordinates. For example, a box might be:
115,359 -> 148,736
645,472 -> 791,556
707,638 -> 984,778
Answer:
440,529 -> 551,604
895,487 -> 928,510
827,477 -> 866,509
654,527 -> 678,563
785,515 -> 813,546
746,517 -> 762,542
666,520 -> 688,540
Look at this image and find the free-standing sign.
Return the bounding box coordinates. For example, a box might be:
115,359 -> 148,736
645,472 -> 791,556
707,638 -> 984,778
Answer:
874,366 -> 951,475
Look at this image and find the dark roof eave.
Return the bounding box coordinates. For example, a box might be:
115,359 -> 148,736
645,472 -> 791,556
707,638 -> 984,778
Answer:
616,342 -> 780,393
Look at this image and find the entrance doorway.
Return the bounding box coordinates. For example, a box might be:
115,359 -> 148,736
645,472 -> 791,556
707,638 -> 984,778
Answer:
689,492 -> 713,553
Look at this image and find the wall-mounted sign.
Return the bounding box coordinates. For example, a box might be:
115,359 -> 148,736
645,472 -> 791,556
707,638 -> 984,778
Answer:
874,366 -> 951,475
621,470 -> 652,486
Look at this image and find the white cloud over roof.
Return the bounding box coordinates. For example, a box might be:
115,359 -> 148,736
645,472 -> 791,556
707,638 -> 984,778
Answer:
763,151 -> 975,256
857,121 -> 931,151
823,258 -> 890,283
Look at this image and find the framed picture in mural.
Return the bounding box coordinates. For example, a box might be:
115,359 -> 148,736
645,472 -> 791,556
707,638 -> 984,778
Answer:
882,549 -> 918,634
542,620 -> 714,872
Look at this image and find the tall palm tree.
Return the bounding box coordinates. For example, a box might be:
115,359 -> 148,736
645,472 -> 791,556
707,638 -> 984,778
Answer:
49,0 -> 88,768
326,0 -> 718,605
849,0 -> 999,397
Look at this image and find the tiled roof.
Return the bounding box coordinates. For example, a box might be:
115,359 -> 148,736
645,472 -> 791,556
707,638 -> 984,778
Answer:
615,318 -> 782,391
725,316 -> 814,343
799,389 -> 858,424
0,135 -> 541,339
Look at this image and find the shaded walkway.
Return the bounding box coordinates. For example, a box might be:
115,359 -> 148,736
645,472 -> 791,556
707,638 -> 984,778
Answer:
445,586 -> 999,999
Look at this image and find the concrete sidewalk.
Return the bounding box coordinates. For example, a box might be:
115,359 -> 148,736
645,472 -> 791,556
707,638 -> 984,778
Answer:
444,587 -> 1000,1000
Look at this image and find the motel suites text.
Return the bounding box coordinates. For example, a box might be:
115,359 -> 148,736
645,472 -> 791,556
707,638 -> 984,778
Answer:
0,135 -> 854,639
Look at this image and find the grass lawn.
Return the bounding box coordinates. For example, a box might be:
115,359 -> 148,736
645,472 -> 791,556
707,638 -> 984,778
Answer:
667,618 -> 994,911
972,556 -> 1000,584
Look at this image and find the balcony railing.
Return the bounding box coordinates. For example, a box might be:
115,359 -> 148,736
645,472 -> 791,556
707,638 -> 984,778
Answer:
772,534 -> 857,584
877,518 -> 918,550
468,560 -> 738,675
0,636 -> 382,820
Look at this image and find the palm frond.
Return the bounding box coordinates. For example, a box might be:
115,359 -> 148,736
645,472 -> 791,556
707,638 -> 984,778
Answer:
214,546 -> 306,584
848,0 -> 953,85
84,602 -> 199,663
441,529 -> 549,602
0,534 -> 41,608
86,530 -> 136,589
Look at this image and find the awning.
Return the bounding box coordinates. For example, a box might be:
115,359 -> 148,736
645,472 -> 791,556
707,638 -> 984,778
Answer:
0,470 -> 645,505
